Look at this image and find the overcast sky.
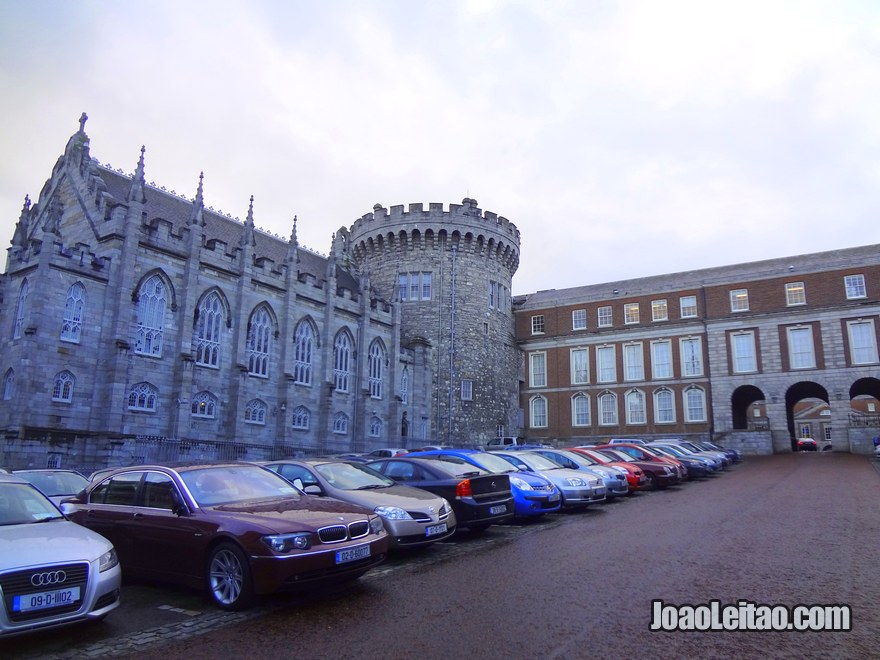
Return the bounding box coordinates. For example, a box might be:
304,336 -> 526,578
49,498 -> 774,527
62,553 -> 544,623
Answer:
1,0 -> 878,295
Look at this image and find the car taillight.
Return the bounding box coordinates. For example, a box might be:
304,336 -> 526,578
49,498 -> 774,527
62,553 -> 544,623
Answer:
456,479 -> 473,498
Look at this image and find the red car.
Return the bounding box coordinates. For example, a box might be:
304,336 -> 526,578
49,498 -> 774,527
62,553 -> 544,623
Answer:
592,444 -> 685,489
569,447 -> 648,492
63,463 -> 389,610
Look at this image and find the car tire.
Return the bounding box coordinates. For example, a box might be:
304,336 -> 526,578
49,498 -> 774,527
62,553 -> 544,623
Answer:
644,472 -> 657,491
207,542 -> 255,611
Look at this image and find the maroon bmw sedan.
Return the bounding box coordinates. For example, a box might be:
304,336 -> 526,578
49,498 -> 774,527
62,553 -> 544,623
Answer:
62,463 -> 389,610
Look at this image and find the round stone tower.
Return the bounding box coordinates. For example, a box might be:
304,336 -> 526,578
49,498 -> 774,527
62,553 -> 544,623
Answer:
346,198 -> 521,445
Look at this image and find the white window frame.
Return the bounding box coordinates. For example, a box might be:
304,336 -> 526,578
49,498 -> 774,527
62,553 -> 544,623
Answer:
650,340 -> 672,379
529,352 -> 547,388
572,309 -> 587,330
598,306 -> 612,327
731,331 -> 757,373
293,321 -> 314,386
654,388 -> 675,424
460,379 -> 473,401
680,337 -> 704,377
596,345 -> 617,383
193,292 -> 223,368
191,391 -> 217,419
334,331 -> 353,393
684,387 -> 706,422
598,391 -> 618,426
570,348 -> 589,385
785,282 -> 806,306
531,315 -> 545,335
128,382 -> 158,412
368,340 -> 385,399
651,299 -> 668,322
624,303 -> 640,325
847,319 -> 879,365
52,370 -> 75,403
333,412 -> 349,434
844,274 -> 866,299
787,326 -> 816,370
244,399 -> 267,425
369,416 -> 383,438
730,289 -> 749,312
623,343 -> 644,381
571,393 -> 590,427
680,295 -> 697,318
529,395 -> 548,428
625,389 -> 646,425
292,405 -> 310,430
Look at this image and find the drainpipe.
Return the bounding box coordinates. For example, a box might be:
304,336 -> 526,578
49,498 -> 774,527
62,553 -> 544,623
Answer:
447,245 -> 457,443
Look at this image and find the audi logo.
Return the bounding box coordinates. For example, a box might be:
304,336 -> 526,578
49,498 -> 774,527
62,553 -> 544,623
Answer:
31,570 -> 66,587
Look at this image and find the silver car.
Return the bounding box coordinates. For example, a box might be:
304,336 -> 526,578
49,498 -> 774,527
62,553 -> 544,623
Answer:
264,460 -> 456,548
12,469 -> 89,505
494,451 -> 606,507
0,474 -> 121,637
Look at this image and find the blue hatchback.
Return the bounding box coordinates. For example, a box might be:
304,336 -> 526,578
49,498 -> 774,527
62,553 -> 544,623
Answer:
411,449 -> 562,518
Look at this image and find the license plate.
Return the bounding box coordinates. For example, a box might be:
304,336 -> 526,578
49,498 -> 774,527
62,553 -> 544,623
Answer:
489,504 -> 507,515
336,545 -> 370,564
13,587 -> 81,612
548,492 -> 560,502
425,523 -> 447,537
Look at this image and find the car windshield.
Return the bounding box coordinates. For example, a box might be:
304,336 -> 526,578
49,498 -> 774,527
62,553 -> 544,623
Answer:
508,452 -> 559,471
314,462 -> 395,489
559,451 -> 596,467
14,470 -> 88,496
180,465 -> 300,507
639,446 -> 665,457
466,452 -> 518,473
0,482 -> 64,525
603,449 -> 636,463
655,445 -> 684,456
578,450 -> 611,465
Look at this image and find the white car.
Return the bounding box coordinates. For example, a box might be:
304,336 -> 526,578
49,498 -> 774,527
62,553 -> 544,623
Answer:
0,474 -> 121,636
874,444 -> 880,457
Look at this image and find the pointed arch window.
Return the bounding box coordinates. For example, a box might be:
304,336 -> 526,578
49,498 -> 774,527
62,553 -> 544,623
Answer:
293,321 -> 315,385
400,367 -> 409,404
191,391 -> 218,419
12,279 -> 28,339
292,405 -> 310,430
246,307 -> 272,378
3,369 -> 15,401
128,382 -> 158,412
193,292 -> 223,368
61,282 -> 86,343
368,339 -> 386,399
334,331 -> 353,393
369,416 -> 383,438
245,399 -> 268,425
333,412 -> 349,434
135,275 -> 167,357
52,370 -> 76,403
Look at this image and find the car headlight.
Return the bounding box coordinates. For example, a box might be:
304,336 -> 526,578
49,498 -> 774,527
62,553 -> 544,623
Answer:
98,548 -> 118,572
262,533 -> 312,552
370,516 -> 385,534
565,477 -> 587,487
374,505 -> 413,520
509,476 -> 533,491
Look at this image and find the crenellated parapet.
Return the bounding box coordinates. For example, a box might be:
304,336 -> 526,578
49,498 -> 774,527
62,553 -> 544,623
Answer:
348,198 -> 521,277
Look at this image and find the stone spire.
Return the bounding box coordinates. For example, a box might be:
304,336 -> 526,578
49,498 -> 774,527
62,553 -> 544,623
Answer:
190,172 -> 205,226
241,195 -> 256,247
11,195 -> 31,248
286,215 -> 300,264
126,146 -> 147,205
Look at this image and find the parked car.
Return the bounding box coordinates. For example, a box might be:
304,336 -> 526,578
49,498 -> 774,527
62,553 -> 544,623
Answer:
484,437 -> 521,450
797,438 -> 818,451
693,441 -> 742,463
0,473 -> 121,637
592,446 -> 683,489
650,439 -> 730,468
365,456 -> 514,531
364,448 -> 410,458
525,448 -> 630,498
492,451 -> 606,508
648,444 -> 717,478
63,463 -> 388,610
569,447 -> 648,492
263,459 -> 456,549
412,449 -> 562,518
11,469 -> 89,505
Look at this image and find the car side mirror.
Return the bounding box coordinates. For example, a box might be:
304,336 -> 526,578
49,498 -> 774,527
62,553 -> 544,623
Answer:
59,502 -> 76,517
169,489 -> 189,516
303,484 -> 323,495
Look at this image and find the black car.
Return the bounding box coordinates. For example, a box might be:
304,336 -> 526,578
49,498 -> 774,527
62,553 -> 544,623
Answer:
365,457 -> 514,531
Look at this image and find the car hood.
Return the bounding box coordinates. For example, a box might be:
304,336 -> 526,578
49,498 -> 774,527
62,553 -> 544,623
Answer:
206,495 -> 373,531
325,484 -> 445,511
0,518 -> 113,569
538,467 -> 603,487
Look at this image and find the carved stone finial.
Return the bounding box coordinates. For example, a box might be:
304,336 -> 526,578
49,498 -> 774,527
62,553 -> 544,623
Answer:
78,112 -> 88,133
291,215 -> 298,244
21,195 -> 31,213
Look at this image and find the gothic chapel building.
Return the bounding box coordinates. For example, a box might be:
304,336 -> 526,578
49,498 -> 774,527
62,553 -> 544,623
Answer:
0,116 -> 521,470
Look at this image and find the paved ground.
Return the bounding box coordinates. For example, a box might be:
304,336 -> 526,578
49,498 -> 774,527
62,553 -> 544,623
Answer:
7,453 -> 879,659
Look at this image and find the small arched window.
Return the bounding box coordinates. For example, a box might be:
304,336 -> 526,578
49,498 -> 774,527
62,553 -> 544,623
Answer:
128,382 -> 158,412
333,412 -> 349,434
52,371 -> 76,403
191,391 -> 217,419
245,399 -> 268,425
61,283 -> 86,343
292,405 -> 310,430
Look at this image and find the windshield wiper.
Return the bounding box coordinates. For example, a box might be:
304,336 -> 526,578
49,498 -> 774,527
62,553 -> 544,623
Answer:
355,484 -> 387,490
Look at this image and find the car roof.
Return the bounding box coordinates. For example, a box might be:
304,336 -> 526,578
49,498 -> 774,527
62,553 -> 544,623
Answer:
0,473 -> 32,485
